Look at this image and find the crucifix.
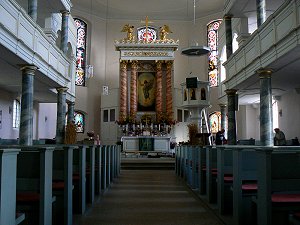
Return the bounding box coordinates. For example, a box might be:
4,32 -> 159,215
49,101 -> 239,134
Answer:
141,16 -> 153,42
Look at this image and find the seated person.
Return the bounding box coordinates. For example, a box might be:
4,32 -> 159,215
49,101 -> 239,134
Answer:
215,129 -> 226,145
274,128 -> 286,146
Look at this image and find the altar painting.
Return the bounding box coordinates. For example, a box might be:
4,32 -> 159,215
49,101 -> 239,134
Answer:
138,72 -> 156,111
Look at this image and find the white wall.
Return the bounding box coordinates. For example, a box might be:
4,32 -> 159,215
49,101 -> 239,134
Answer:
0,90 -> 18,139
37,103 -> 57,139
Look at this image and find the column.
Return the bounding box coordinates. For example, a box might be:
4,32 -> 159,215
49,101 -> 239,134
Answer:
258,69 -> 273,146
56,87 -> 68,144
28,0 -> 38,22
156,61 -> 163,116
224,15 -> 233,58
67,101 -> 75,124
256,0 -> 266,27
60,10 -> 70,54
19,65 -> 37,145
166,61 -> 173,121
225,89 -> 238,145
130,61 -> 138,117
119,61 -> 128,120
219,104 -> 227,130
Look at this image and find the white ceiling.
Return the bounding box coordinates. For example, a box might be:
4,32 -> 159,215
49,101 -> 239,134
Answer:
71,0 -> 224,21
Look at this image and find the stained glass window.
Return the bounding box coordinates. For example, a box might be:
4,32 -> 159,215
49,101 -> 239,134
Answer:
74,111 -> 84,133
209,111 -> 221,134
207,20 -> 222,87
74,18 -> 87,86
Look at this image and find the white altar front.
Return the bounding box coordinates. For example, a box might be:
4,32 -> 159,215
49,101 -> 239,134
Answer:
121,136 -> 171,152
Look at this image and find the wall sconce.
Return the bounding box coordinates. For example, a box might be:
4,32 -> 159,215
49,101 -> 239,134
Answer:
279,109 -> 283,117
45,116 -> 48,122
8,106 -> 12,114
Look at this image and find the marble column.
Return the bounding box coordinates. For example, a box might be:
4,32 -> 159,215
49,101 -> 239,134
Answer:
156,61 -> 163,116
56,87 -> 68,144
19,65 -> 37,145
28,0 -> 38,22
130,61 -> 138,117
219,104 -> 227,130
258,69 -> 273,146
119,61 -> 128,120
256,0 -> 266,27
60,10 -> 70,54
224,15 -> 233,58
225,89 -> 237,145
166,61 -> 173,121
67,101 -> 75,124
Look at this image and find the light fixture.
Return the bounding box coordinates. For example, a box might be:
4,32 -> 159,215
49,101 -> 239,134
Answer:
181,0 -> 210,56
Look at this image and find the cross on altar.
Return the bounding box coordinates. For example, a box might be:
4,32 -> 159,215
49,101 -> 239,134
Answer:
141,16 -> 153,42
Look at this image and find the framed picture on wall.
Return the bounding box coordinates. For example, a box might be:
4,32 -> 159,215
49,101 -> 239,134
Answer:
137,72 -> 156,112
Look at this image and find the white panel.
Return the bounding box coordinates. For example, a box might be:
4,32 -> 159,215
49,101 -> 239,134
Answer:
19,23 -> 34,49
260,29 -> 274,53
37,41 -> 49,61
0,5 -> 18,35
276,12 -> 294,41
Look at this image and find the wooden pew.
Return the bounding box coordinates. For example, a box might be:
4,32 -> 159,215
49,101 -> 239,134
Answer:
216,146 -> 233,215
52,145 -> 74,225
256,147 -> 300,225
0,148 -> 22,225
95,145 -> 102,196
101,145 -> 107,192
206,146 -> 218,203
86,145 -> 95,205
232,146 -> 258,225
16,146 -> 54,225
72,145 -> 86,214
198,146 -> 206,195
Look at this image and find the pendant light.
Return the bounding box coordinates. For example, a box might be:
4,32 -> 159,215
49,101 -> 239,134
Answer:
181,0 -> 209,56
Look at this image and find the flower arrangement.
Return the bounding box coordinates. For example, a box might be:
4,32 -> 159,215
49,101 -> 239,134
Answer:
187,123 -> 199,145
156,111 -> 177,126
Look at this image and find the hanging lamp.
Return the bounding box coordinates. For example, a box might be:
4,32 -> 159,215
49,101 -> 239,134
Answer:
181,0 -> 210,56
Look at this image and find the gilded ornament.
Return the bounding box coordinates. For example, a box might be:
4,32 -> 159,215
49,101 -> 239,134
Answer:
121,24 -> 135,42
159,25 -> 172,41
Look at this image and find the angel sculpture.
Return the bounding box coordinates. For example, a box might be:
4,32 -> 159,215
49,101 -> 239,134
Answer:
159,25 -> 172,41
121,24 -> 135,41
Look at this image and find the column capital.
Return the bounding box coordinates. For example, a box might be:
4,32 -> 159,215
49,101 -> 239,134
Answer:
130,60 -> 138,69
120,60 -> 128,69
67,101 -> 75,106
60,10 -> 70,16
225,89 -> 238,96
156,60 -> 163,70
224,14 -> 233,20
165,60 -> 173,67
56,87 -> 69,93
218,103 -> 227,108
257,68 -> 273,78
19,65 -> 38,75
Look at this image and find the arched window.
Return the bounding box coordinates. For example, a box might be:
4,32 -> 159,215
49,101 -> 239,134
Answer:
232,33 -> 239,53
207,20 -> 222,87
220,46 -> 227,82
13,99 -> 20,128
209,111 -> 221,134
74,18 -> 87,86
74,111 -> 85,133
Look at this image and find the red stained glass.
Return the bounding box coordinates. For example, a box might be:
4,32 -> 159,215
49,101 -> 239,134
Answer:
74,18 -> 87,86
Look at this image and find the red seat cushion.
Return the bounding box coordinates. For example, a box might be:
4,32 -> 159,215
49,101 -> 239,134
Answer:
272,194 -> 300,203
242,183 -> 258,191
224,175 -> 233,183
17,192 -> 40,202
52,181 -> 64,190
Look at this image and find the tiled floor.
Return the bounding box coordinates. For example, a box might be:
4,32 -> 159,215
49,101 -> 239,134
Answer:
74,170 -> 225,225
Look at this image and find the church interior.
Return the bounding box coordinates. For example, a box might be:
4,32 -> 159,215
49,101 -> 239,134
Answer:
1,0 -> 300,224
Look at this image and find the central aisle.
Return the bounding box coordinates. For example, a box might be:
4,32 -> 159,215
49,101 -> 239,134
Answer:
74,170 -> 224,225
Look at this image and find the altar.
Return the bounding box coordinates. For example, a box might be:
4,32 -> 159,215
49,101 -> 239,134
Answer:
121,136 -> 171,152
